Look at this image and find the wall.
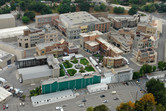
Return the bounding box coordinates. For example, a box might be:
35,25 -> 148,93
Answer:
0,17 -> 15,29
42,75 -> 101,94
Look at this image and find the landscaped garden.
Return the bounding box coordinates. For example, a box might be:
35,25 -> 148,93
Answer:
67,69 -> 77,76
62,58 -> 96,76
63,60 -> 73,68
80,58 -> 89,65
85,65 -> 95,72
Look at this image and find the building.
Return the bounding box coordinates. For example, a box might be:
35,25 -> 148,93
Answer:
16,55 -> 60,85
118,28 -> 135,39
54,11 -> 110,39
17,65 -> 53,85
109,14 -> 140,30
36,39 -> 68,57
136,48 -> 155,63
80,31 -> 123,57
0,49 -> 15,69
17,25 -> 58,48
87,83 -> 108,93
31,90 -> 75,107
0,87 -> 12,104
103,56 -> 125,68
107,33 -> 133,53
35,14 -> 59,27
101,67 -> 133,83
146,71 -> 166,80
96,37 -> 123,57
0,26 -> 28,40
0,14 -> 16,29
67,44 -> 78,54
42,73 -> 101,94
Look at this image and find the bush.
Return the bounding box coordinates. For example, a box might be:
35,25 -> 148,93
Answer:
113,6 -> 125,14
24,11 -> 35,20
67,69 -> 77,76
79,67 -> 85,73
80,58 -> 89,65
71,58 -> 78,64
85,65 -> 95,72
22,16 -> 30,24
30,86 -> 41,97
63,60 -> 73,68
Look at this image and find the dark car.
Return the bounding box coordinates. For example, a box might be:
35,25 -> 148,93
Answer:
114,97 -> 119,100
100,95 -> 105,98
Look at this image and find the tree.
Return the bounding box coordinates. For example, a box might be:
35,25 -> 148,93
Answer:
139,64 -> 152,74
94,104 -> 109,111
94,5 -> 100,11
152,66 -> 156,72
116,101 -> 134,111
113,6 -> 125,14
70,4 -> 76,12
156,104 -> 166,111
87,107 -> 94,111
16,13 -> 21,19
158,61 -> 165,71
22,16 -> 30,24
100,3 -> 106,11
24,11 -> 35,21
58,3 -> 70,14
41,6 -> 52,15
133,72 -> 142,79
146,78 -> 166,107
80,2 -> 90,12
135,93 -> 156,111
128,6 -> 137,15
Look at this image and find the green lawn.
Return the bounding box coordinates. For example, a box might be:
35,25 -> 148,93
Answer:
71,58 -> 78,64
60,64 -> 65,77
63,60 -> 73,68
80,58 -> 89,65
67,69 -> 77,76
85,65 -> 95,72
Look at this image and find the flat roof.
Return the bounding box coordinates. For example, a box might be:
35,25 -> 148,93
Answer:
0,87 -> 12,103
0,26 -> 29,39
60,11 -> 100,28
0,14 -> 14,19
18,65 -> 52,80
31,90 -> 73,102
80,30 -> 103,38
0,49 -> 14,62
85,41 -> 99,47
36,13 -> 58,18
147,71 -> 166,77
96,37 -> 123,54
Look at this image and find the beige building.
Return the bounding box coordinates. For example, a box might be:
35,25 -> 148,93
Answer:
0,49 -> 15,69
17,25 -> 58,48
0,14 -> 15,29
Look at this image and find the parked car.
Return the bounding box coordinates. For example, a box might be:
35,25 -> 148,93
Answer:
103,100 -> 108,103
3,104 -> 5,110
3,85 -> 10,89
78,104 -> 84,107
114,97 -> 119,100
56,106 -> 61,110
5,104 -> 8,109
100,95 -> 105,98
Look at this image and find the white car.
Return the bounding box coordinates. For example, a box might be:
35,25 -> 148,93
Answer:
56,107 -> 62,110
78,104 -> 84,107
103,100 -> 108,103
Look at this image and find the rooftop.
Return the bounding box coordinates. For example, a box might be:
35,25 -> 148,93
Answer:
36,13 -> 58,18
146,71 -> 166,78
0,26 -> 29,39
0,14 -> 14,19
0,49 -> 14,62
59,11 -> 100,28
0,87 -> 12,103
80,30 -> 103,38
96,37 -> 123,54
18,65 -> 52,80
31,90 -> 74,103
85,41 -> 99,47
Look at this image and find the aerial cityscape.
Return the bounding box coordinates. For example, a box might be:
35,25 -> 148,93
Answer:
0,0 -> 166,111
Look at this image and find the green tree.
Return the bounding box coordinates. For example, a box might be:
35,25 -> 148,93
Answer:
70,4 -> 76,12
24,11 -> 35,20
100,3 -> 106,11
87,107 -> 94,111
94,104 -> 109,111
94,5 -> 100,11
22,16 -> 30,24
158,61 -> 165,71
128,6 -> 137,15
139,64 -> 152,74
152,66 -> 156,72
133,72 -> 142,79
156,104 -> 166,111
113,6 -> 125,14
80,2 -> 90,12
58,3 -> 70,14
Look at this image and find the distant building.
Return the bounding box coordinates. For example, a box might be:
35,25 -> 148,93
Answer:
109,14 -> 140,30
0,14 -> 16,29
0,49 -> 15,69
35,14 -> 59,27
103,56 -> 125,68
146,71 -> 166,80
54,11 -> 111,39
35,39 -> 68,57
136,48 -> 155,63
31,90 -> 76,107
101,67 -> 133,83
